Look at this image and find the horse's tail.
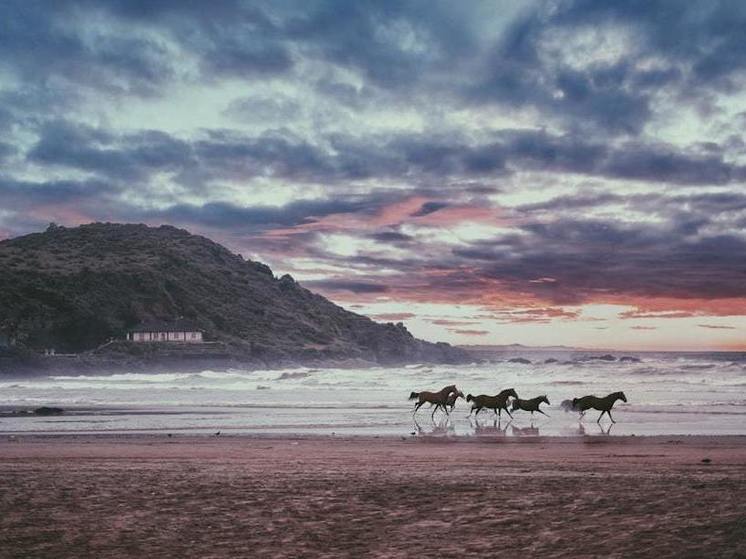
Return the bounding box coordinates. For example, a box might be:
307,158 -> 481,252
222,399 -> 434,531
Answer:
409,391 -> 419,400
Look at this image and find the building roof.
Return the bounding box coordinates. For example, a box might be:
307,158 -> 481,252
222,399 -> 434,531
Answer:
129,319 -> 202,333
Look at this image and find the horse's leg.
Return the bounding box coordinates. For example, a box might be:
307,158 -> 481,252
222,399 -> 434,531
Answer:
431,405 -> 439,420
608,409 -> 616,423
597,410 -> 606,423
497,408 -> 502,418
413,401 -> 424,415
505,407 -> 513,419
475,407 -> 482,417
537,409 -> 549,417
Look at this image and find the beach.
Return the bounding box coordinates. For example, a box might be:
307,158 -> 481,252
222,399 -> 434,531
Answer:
2,434 -> 745,558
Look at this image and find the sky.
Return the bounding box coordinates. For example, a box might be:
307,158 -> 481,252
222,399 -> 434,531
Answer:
1,0 -> 746,350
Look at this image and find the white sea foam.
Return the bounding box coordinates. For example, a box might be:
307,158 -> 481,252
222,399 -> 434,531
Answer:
1,351 -> 745,436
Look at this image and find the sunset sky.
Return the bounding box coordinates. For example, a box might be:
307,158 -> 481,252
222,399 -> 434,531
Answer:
1,1 -> 746,350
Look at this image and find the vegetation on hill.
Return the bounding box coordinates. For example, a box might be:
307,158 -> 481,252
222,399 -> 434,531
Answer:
0,223 -> 467,368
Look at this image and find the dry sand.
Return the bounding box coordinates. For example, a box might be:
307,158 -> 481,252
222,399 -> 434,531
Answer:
1,434 -> 745,558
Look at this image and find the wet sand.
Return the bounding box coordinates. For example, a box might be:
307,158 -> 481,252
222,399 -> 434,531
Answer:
1,434 -> 745,558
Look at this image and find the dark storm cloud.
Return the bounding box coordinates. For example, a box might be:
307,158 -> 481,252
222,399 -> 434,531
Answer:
283,0 -> 476,89
411,202 -> 449,217
151,197 -> 384,230
26,120 -> 745,191
469,0 -> 746,133
0,2 -> 173,97
0,0 -> 475,108
450,217 -> 746,304
301,279 -> 390,294
549,0 -> 746,90
27,121 -> 194,182
0,177 -> 116,205
368,231 -> 414,243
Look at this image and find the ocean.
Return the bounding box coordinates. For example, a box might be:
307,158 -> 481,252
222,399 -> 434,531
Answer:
1,351 -> 745,437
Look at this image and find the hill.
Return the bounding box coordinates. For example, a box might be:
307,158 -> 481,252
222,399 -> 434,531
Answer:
0,223 -> 468,372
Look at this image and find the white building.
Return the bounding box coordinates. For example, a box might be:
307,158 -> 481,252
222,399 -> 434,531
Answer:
128,319 -> 203,343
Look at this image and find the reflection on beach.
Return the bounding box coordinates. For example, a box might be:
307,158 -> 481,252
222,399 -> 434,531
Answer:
576,422 -> 614,436
470,417 -> 510,437
413,416 -> 455,437
511,422 -> 541,437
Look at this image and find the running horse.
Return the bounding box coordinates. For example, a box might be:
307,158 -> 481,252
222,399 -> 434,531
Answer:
409,384 -> 459,419
511,395 -> 551,417
437,389 -> 465,414
466,388 -> 518,418
572,392 -> 627,423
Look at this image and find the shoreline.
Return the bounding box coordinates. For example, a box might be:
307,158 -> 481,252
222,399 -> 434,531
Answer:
4,431 -> 746,442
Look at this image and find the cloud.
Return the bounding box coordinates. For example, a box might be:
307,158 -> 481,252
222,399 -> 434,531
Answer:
27,122 -> 194,183
411,201 -> 450,217
449,329 -> 489,336
301,279 -> 390,295
469,0 -> 746,134
152,198 -> 382,230
369,312 -> 416,322
697,324 -> 736,330
429,319 -> 480,326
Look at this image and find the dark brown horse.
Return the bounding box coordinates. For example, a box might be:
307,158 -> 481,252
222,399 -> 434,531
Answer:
511,395 -> 550,416
436,389 -> 465,414
409,385 -> 459,419
572,392 -> 627,423
466,388 -> 518,418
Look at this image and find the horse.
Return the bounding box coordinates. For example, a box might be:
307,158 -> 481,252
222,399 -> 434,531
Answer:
436,390 -> 465,414
572,392 -> 627,423
409,384 -> 459,419
466,388 -> 518,418
511,395 -> 550,416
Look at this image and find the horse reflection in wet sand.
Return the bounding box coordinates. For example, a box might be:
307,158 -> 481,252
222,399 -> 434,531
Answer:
572,392 -> 627,423
471,417 -> 511,437
409,384 -> 460,419
511,395 -> 551,417
413,415 -> 454,437
511,422 -> 540,436
466,388 -> 518,418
